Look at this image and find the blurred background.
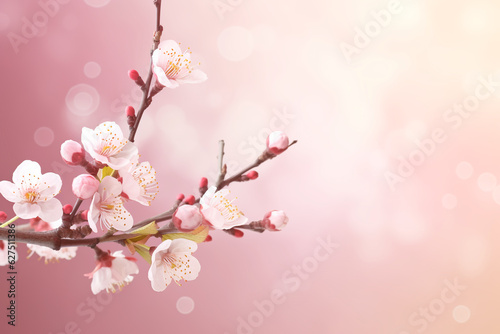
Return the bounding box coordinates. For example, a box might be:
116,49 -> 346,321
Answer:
0,0 -> 499,333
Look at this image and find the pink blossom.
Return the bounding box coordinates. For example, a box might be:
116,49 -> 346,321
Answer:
148,239 -> 200,292
85,250 -> 139,294
0,160 -> 62,222
152,40 -> 207,89
89,176 -> 133,232
200,186 -> 248,230
81,122 -> 138,170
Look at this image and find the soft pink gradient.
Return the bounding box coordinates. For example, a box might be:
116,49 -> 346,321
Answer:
1,0 -> 499,333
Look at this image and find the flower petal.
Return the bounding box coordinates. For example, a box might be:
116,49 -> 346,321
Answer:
0,181 -> 21,203
38,172 -> 62,200
91,268 -> 112,295
88,192 -> 100,233
37,198 -> 63,222
12,160 -> 42,185
14,202 -> 41,219
148,263 -> 169,292
176,69 -> 208,84
153,66 -> 179,88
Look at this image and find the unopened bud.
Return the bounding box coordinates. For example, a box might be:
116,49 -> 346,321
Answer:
80,210 -> 89,221
177,193 -> 185,201
246,171 -> 259,180
266,131 -> 289,155
126,106 -> 135,117
0,211 -> 6,223
199,177 -> 208,188
204,234 -> 212,242
128,69 -> 139,81
61,140 -> 85,166
72,174 -> 100,200
63,204 -> 73,215
173,205 -> 204,232
184,195 -> 195,205
262,210 -> 288,231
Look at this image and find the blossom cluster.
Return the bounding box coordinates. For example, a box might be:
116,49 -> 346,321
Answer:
0,36 -> 292,295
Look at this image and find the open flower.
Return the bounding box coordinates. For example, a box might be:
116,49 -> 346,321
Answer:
200,186 -> 248,230
119,160 -> 159,206
81,122 -> 138,170
0,241 -> 17,266
148,239 -> 201,292
152,40 -> 207,88
26,220 -> 78,263
89,176 -> 133,232
0,160 -> 62,222
85,250 -> 139,294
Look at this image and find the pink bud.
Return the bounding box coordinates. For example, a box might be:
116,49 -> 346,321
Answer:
80,210 -> 89,221
199,177 -> 208,188
233,229 -> 244,238
246,171 -> 259,180
128,69 -> 139,81
61,140 -> 85,166
204,234 -> 212,242
72,174 -> 100,200
63,204 -> 73,215
177,193 -> 185,201
126,106 -> 135,117
0,211 -> 6,223
173,205 -> 204,232
262,210 -> 288,231
266,131 -> 289,155
185,195 -> 195,205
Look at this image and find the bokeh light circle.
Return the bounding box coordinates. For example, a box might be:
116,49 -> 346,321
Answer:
477,173 -> 497,192
84,61 -> 101,79
442,194 -> 457,210
34,127 -> 54,147
176,296 -> 195,315
65,83 -> 100,116
453,305 -> 471,323
456,161 -> 473,180
217,26 -> 254,62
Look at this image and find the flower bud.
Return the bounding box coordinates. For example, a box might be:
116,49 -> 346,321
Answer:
262,210 -> 288,231
80,210 -> 89,221
63,204 -> 73,215
72,174 -> 100,200
266,131 -> 289,155
246,171 -> 259,180
0,211 -> 6,223
128,69 -> 139,81
184,195 -> 195,205
177,193 -> 185,201
61,140 -> 85,166
126,106 -> 135,117
199,177 -> 208,188
173,205 -> 204,232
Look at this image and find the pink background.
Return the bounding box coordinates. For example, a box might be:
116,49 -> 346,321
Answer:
0,0 -> 499,333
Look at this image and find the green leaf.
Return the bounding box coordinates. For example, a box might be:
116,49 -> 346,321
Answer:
130,221 -> 158,236
134,244 -> 152,264
98,166 -> 115,180
161,225 -> 209,244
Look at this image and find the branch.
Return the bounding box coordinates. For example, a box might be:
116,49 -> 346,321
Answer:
128,0 -> 163,143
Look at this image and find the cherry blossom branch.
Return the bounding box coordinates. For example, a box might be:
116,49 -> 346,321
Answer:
128,0 -> 163,143
217,140 -> 297,190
